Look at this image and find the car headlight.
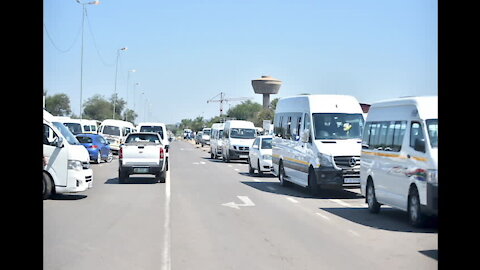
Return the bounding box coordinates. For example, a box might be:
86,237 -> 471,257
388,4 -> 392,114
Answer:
318,154 -> 333,167
262,154 -> 272,160
68,160 -> 83,171
427,170 -> 438,186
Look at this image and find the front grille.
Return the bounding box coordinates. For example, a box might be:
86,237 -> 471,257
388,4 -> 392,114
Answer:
334,156 -> 360,169
234,146 -> 249,151
85,175 -> 92,182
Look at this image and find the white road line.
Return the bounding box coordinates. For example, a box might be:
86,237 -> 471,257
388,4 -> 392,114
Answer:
315,212 -> 331,221
286,197 -> 299,204
161,169 -> 171,270
266,186 -> 276,191
253,179 -> 261,182
227,165 -> 232,167
348,229 -> 361,237
329,199 -> 352,207
200,161 -> 206,165
234,168 -> 240,172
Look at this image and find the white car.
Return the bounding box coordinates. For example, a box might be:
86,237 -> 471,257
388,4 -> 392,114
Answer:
248,135 -> 273,175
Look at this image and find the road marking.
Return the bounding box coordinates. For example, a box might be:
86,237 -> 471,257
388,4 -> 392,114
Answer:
348,229 -> 360,237
316,212 -> 331,221
286,197 -> 299,204
161,168 -> 171,270
253,179 -> 261,182
329,199 -> 352,207
222,196 -> 255,209
227,165 -> 233,167
200,161 -> 206,165
266,186 -> 276,191
234,168 -> 240,171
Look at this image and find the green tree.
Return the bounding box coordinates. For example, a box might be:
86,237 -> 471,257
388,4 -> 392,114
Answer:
226,100 -> 262,121
82,94 -> 112,121
123,109 -> 138,123
45,93 -> 72,116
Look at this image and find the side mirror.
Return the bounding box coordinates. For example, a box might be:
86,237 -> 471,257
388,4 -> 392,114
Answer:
55,137 -> 64,148
414,138 -> 426,152
165,144 -> 170,153
301,129 -> 310,143
253,145 -> 259,149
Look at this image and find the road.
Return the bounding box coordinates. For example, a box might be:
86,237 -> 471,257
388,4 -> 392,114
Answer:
44,139 -> 438,270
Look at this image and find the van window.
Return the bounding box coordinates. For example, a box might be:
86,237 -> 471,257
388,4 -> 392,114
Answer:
364,121 -> 406,152
52,122 -> 81,145
102,125 -> 121,136
261,138 -> 272,149
410,122 -> 426,152
64,122 -> 82,135
83,125 -> 91,132
140,126 -> 164,139
392,121 -> 407,151
312,113 -> 364,140
426,119 -> 438,148
43,124 -> 60,146
219,130 -> 224,139
230,128 -> 256,139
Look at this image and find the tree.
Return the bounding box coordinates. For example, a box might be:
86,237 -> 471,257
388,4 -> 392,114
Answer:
226,100 -> 262,121
45,93 -> 72,116
82,94 -> 113,121
123,109 -> 138,123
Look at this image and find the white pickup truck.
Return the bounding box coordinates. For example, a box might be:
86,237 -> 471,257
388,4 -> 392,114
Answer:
118,132 -> 167,183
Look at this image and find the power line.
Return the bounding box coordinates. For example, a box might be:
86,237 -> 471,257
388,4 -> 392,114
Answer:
84,9 -> 115,67
43,22 -> 82,53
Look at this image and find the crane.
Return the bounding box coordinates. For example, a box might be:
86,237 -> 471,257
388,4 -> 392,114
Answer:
207,92 -> 252,116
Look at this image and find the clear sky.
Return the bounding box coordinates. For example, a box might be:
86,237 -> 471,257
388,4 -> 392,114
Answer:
43,0 -> 437,124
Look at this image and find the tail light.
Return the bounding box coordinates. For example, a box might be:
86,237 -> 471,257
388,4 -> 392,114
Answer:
119,147 -> 123,159
160,147 -> 164,159
90,145 -> 98,149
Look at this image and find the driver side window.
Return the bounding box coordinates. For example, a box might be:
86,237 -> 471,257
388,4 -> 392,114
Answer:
43,124 -> 59,146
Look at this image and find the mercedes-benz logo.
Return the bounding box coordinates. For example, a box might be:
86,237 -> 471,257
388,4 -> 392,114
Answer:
349,157 -> 357,167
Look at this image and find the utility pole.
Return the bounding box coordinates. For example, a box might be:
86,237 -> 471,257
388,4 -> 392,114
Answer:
207,92 -> 252,117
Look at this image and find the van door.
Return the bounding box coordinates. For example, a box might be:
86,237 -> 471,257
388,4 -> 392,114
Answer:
43,123 -> 69,187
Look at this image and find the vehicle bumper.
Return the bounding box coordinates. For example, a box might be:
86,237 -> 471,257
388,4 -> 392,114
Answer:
259,159 -> 273,172
228,149 -> 249,159
119,161 -> 165,175
58,168 -> 93,192
421,183 -> 438,216
313,166 -> 360,188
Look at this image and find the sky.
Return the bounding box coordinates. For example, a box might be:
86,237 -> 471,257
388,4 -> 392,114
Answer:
43,0 -> 437,125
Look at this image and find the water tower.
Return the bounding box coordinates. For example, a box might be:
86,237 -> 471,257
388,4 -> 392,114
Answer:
251,75 -> 282,109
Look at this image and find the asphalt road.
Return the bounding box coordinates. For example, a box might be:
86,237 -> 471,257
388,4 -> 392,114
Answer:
44,139 -> 438,270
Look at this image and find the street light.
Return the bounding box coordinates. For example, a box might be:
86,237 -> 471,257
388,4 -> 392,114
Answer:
133,82 -> 139,111
76,0 -> 100,119
112,47 -> 128,119
126,69 -> 136,108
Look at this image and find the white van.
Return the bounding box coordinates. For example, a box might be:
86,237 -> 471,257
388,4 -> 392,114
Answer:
221,120 -> 257,162
360,96 -> 438,226
98,119 -> 136,153
272,95 -> 365,194
43,109 -> 93,199
210,123 -> 225,159
137,122 -> 170,169
55,118 -> 98,135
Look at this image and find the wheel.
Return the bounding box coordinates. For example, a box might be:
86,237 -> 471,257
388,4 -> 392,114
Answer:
308,168 -> 319,195
95,151 -> 102,164
408,187 -> 426,227
211,150 -> 214,159
366,180 -> 381,213
158,170 -> 166,183
106,152 -> 113,163
248,158 -> 254,174
278,161 -> 289,186
257,159 -> 263,176
43,172 -> 53,200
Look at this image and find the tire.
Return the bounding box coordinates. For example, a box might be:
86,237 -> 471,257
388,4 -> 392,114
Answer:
408,187 -> 426,227
118,168 -> 127,184
158,170 -> 166,183
95,152 -> 102,164
278,161 -> 289,186
43,172 -> 53,200
257,159 -> 263,176
366,180 -> 381,213
106,152 -> 113,163
308,168 -> 319,195
248,158 -> 254,174
211,149 -> 214,159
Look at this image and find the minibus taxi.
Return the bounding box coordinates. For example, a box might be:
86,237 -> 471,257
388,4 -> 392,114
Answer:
360,96 -> 438,226
210,123 -> 224,159
43,110 -> 93,199
98,119 -> 136,154
221,120 -> 257,162
272,95 -> 365,194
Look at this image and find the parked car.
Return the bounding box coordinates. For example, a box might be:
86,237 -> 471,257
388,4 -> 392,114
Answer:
360,96 -> 438,227
248,135 -> 273,175
200,128 -> 211,147
76,134 -> 113,164
272,94 -> 365,194
118,132 -> 167,183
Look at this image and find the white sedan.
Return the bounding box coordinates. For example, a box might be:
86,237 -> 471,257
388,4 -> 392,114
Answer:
248,135 -> 273,175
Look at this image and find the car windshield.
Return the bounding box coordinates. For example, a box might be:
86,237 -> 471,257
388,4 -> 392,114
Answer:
230,128 -> 256,139
102,125 -> 121,136
203,129 -> 211,135
125,134 -> 161,144
261,138 -> 272,149
52,122 -> 81,145
64,122 -> 82,135
140,126 -> 164,139
312,113 -> 364,140
426,119 -> 438,148
76,136 -> 93,144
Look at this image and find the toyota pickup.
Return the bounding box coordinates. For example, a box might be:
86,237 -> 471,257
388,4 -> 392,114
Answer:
118,132 -> 167,183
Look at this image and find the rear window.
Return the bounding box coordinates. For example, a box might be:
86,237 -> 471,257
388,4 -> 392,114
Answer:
77,136 -> 93,143
139,126 -> 164,139
102,125 -> 121,136
64,122 -> 82,135
125,134 -> 160,144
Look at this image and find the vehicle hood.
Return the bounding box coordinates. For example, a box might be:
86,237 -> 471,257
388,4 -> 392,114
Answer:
69,145 -> 91,162
313,139 -> 362,156
229,138 -> 255,147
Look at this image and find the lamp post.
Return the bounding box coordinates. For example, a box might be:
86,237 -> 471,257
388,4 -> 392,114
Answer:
133,82 -> 139,111
113,47 -> 128,119
76,0 -> 100,119
126,69 -> 136,109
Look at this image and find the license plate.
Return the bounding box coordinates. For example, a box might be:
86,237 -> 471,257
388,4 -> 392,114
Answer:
134,168 -> 149,173
344,178 -> 360,184
239,155 -> 248,159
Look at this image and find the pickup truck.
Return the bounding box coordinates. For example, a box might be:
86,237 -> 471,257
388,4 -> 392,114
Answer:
118,132 -> 167,183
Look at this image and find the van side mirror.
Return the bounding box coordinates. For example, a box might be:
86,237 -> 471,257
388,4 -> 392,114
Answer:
165,144 -> 169,153
414,138 -> 426,153
301,129 -> 310,143
55,137 -> 64,148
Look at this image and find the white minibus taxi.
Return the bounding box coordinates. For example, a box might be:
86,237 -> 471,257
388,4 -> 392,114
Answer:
360,96 -> 438,226
210,123 -> 225,159
43,110 -> 93,199
99,119 -> 136,154
272,95 -> 365,194
221,120 -> 257,162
